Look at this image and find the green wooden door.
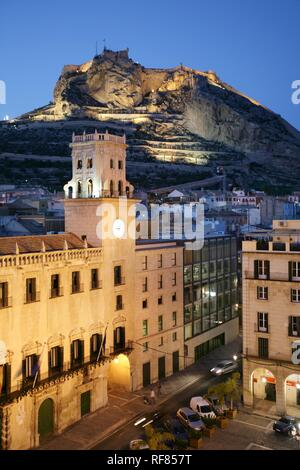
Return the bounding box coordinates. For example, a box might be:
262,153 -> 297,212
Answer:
81,391 -> 91,416
38,398 -> 54,440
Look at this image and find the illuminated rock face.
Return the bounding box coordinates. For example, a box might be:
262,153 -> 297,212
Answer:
5,49 -> 300,191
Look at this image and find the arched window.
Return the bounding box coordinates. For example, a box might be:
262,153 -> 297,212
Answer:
110,159 -> 114,169
87,158 -> 93,169
87,179 -> 93,198
68,186 -> 73,199
77,181 -> 82,198
110,180 -> 114,197
77,159 -> 82,170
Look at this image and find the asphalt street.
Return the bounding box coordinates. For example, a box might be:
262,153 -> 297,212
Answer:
91,372 -> 227,450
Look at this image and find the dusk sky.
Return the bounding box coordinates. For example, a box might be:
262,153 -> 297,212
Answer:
1,0 -> 299,129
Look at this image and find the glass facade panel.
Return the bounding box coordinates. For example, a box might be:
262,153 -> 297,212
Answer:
184,324 -> 193,341
184,236 -> 238,340
193,264 -> 201,282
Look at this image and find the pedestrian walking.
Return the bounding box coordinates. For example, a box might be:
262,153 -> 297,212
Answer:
150,388 -> 156,405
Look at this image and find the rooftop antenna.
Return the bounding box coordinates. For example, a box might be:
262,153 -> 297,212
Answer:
103,38 -> 106,51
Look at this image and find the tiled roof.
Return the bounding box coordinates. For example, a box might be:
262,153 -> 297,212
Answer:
0,233 -> 91,255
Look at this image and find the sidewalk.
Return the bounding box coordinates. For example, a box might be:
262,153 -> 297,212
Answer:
40,336 -> 242,450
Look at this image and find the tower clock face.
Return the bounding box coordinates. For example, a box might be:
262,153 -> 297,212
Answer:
112,218 -> 125,238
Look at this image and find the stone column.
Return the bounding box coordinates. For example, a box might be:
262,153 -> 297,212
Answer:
242,360 -> 254,407
276,369 -> 286,416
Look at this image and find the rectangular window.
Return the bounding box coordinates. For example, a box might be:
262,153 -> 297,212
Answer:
158,296 -> 163,305
118,160 -> 123,170
116,295 -> 123,310
158,254 -> 163,268
158,275 -> 163,289
158,315 -> 163,332
257,286 -> 268,300
24,354 -> 38,380
172,332 -> 177,342
143,320 -> 148,336
0,282 -> 9,308
91,269 -> 100,289
172,292 -> 177,302
114,266 -> 123,286
50,274 -> 61,298
257,312 -> 268,332
142,277 -> 148,292
172,311 -> 177,327
258,337 -> 269,359
172,253 -> 177,266
142,299 -> 148,309
25,278 -> 37,303
71,271 -> 81,294
142,256 -> 148,270
291,289 -> 300,303
254,260 -> 270,279
90,333 -> 103,360
292,262 -> 300,280
172,272 -> 177,286
143,342 -> 149,352
289,316 -> 300,337
49,346 -> 63,375
71,339 -> 84,367
159,337 -> 163,346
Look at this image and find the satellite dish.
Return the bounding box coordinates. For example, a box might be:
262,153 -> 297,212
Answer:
0,340 -> 7,365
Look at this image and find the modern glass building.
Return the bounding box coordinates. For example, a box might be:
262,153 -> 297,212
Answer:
183,236 -> 239,362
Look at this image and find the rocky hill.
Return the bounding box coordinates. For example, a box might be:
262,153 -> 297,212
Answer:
1,48 -> 300,193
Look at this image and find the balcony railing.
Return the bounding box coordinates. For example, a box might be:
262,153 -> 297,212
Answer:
90,280 -> 102,290
288,327 -> 300,338
114,277 -> 125,287
0,352 -> 111,405
49,287 -> 64,299
110,341 -> 133,356
0,297 -> 12,309
24,292 -> 41,304
245,271 -> 287,282
254,323 -> 270,334
71,284 -> 84,294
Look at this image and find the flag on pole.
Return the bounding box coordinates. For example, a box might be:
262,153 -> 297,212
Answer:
32,343 -> 46,388
97,323 -> 108,362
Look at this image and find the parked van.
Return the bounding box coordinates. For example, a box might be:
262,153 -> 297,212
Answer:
190,396 -> 216,419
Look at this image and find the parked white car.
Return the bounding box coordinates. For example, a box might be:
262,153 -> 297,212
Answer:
190,396 -> 216,419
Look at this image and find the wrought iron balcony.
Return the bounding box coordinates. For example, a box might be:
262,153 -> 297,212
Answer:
0,297 -> 12,309
0,352 -> 111,405
90,280 -> 103,290
49,287 -> 64,299
71,283 -> 84,294
114,277 -> 125,287
24,292 -> 41,304
110,341 -> 134,356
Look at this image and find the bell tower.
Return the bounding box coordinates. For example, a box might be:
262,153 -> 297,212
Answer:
64,130 -> 137,248
64,129 -> 133,200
